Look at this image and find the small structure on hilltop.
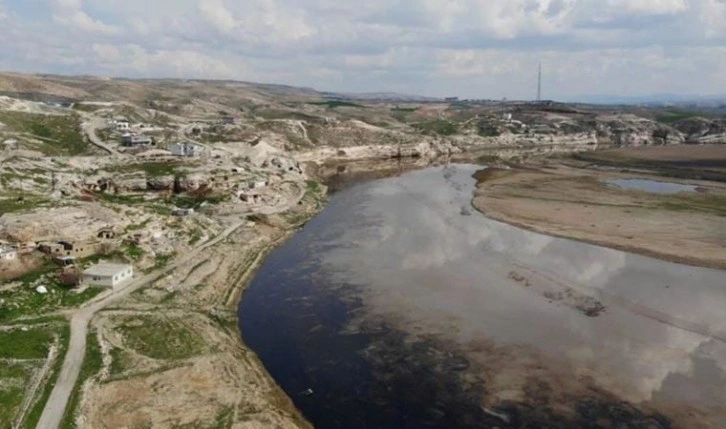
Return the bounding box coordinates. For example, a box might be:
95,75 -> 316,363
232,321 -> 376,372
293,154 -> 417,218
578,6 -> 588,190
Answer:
121,133 -> 153,147
248,180 -> 267,190
171,208 -> 195,217
170,142 -> 199,157
115,120 -> 130,131
83,263 -> 133,290
15,242 -> 37,254
53,255 -> 76,267
0,247 -> 17,262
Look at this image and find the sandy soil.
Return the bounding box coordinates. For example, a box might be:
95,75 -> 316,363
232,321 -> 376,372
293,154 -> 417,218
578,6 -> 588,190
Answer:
472,164 -> 726,269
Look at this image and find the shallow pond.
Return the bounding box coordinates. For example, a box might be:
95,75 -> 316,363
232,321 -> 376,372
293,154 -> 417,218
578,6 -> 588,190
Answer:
607,178 -> 697,194
239,165 -> 726,429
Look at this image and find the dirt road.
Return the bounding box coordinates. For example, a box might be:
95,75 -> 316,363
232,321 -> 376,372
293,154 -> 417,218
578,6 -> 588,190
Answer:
36,220 -> 245,429
81,117 -> 123,156
37,176 -> 308,429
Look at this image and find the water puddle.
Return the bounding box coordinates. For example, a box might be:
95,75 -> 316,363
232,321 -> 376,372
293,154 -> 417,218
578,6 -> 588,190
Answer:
607,178 -> 697,194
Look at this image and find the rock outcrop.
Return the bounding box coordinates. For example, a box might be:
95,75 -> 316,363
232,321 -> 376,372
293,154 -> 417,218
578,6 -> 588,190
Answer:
673,118 -> 726,144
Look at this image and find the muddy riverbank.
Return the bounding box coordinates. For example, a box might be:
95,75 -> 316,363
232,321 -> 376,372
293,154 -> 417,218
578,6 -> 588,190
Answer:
239,164 -> 726,429
472,163 -> 726,270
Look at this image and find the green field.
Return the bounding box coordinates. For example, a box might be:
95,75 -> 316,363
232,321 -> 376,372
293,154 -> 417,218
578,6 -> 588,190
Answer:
116,316 -> 206,360
0,111 -> 87,155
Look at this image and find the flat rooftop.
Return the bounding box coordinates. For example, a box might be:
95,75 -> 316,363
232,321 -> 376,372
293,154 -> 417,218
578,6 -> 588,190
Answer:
83,263 -> 132,277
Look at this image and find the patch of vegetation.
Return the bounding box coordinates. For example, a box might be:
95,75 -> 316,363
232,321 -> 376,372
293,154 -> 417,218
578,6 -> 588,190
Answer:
414,119 -> 458,136
188,228 -> 203,246
658,194 -> 726,216
105,161 -> 185,177
0,111 -> 87,155
96,192 -> 147,206
0,362 -> 32,427
116,316 -> 206,360
0,278 -> 104,322
124,243 -> 144,261
655,110 -> 701,124
24,324 -> 70,429
71,103 -> 102,113
1,261 -> 103,321
0,328 -> 54,360
306,180 -> 320,192
109,346 -> 132,377
146,204 -> 172,216
477,121 -> 502,137
572,151 -> 726,183
475,154 -> 503,164
170,193 -> 227,209
153,253 -> 175,270
126,218 -> 152,232
307,100 -> 365,109
0,196 -> 50,214
391,107 -> 417,112
61,329 -> 103,429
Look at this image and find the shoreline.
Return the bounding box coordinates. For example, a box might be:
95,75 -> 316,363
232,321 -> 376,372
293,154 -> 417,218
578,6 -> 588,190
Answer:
471,164 -> 726,271
472,202 -> 726,271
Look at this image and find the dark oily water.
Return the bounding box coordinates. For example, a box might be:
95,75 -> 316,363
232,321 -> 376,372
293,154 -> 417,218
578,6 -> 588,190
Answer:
239,165 -> 726,429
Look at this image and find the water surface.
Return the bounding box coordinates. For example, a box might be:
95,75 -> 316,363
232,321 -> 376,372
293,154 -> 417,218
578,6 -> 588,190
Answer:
607,178 -> 696,194
239,165 -> 726,429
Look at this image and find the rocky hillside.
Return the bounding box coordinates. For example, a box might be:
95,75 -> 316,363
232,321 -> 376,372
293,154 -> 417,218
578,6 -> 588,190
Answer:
672,117 -> 726,144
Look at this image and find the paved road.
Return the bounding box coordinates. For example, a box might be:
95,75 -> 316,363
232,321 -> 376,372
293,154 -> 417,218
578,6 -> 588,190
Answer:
81,118 -> 122,156
36,221 -> 245,429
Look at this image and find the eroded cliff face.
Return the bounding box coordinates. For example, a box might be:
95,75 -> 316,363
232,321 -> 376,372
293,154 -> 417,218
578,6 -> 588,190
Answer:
673,118 -> 726,144
294,113 -> 689,164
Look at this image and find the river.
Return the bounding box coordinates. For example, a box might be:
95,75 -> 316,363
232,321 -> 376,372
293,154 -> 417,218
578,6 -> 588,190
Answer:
238,164 -> 726,429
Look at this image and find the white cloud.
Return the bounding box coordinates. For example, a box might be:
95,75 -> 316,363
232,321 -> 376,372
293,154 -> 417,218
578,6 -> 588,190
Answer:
0,0 -> 725,99
198,0 -> 237,34
54,10 -> 119,35
55,0 -> 83,8
606,0 -> 688,15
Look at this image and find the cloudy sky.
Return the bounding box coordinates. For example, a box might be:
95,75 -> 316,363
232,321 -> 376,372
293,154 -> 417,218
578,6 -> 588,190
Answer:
1,0 -> 725,100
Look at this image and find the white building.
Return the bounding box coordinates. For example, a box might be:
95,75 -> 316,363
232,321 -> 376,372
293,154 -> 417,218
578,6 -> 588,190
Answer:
116,120 -> 130,131
83,263 -> 134,289
0,247 -> 17,262
170,142 -> 199,157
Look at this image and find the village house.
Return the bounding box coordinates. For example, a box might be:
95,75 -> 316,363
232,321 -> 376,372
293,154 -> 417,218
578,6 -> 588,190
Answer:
38,241 -> 96,258
121,133 -> 153,147
248,180 -> 267,189
15,242 -> 37,254
115,120 -> 130,131
0,247 -> 18,262
53,256 -> 76,267
170,142 -> 199,157
83,263 -> 134,290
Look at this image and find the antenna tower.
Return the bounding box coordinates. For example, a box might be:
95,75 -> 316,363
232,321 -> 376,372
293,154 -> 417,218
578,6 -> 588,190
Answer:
537,62 -> 542,101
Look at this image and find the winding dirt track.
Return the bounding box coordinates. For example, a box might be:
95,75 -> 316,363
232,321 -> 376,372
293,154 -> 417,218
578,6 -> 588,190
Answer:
80,117 -> 122,156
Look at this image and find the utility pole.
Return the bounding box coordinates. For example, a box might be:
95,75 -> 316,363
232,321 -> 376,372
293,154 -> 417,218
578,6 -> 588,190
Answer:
537,62 -> 542,101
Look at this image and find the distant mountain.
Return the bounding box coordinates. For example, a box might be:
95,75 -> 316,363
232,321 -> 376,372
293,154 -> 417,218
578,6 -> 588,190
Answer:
322,91 -> 440,102
569,93 -> 726,106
